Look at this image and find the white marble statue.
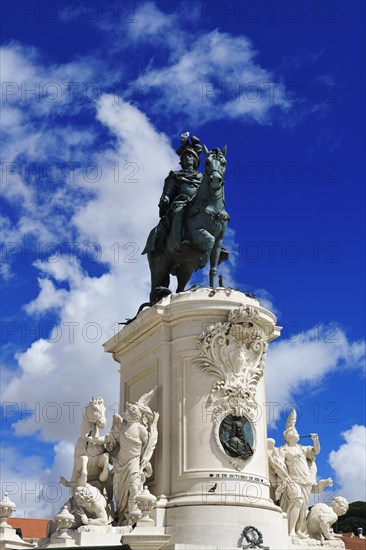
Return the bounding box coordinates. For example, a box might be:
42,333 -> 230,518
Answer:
62,397 -> 109,488
307,497 -> 349,541
268,410 -> 333,540
57,480 -> 111,528
57,397 -> 113,530
72,484 -> 109,527
87,388 -> 159,526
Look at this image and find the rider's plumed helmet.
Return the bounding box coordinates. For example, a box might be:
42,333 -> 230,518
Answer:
176,133 -> 202,168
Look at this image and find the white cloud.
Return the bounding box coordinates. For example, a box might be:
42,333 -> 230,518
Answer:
128,1 -> 177,40
0,442 -> 73,519
135,29 -> 289,125
1,43 -> 95,166
73,94 -> 176,263
0,45 -> 118,276
0,44 -> 104,268
32,257 -> 85,288
0,42 -> 98,113
16,339 -> 56,378
266,327 -> 365,421
24,278 -> 68,316
0,18 -> 298,280
0,42 -> 103,188
255,288 -> 278,315
97,1 -> 200,58
329,425 -> 366,502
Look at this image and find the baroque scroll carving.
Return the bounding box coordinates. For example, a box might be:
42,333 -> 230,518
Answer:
193,306 -> 268,420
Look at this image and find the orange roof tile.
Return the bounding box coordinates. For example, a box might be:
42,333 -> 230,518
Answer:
8,518 -> 48,539
341,533 -> 366,550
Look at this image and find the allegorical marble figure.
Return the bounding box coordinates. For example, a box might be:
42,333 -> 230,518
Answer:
103,389 -> 158,525
307,497 -> 349,541
268,410 -> 332,539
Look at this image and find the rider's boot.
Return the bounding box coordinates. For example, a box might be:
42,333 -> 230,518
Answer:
171,208 -> 190,252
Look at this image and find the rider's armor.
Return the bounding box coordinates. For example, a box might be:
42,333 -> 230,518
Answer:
158,135 -> 203,252
159,170 -> 203,251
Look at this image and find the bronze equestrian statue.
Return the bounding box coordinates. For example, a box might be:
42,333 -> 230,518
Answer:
143,134 -> 229,304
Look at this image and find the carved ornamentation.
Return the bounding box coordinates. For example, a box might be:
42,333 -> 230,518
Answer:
267,410 -> 334,540
307,497 -> 349,542
193,306 -> 268,420
241,526 -> 269,549
56,390 -> 159,530
0,492 -> 16,525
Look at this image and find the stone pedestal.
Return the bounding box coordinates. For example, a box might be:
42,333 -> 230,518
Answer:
104,288 -> 291,549
122,520 -> 170,550
38,526 -> 132,548
0,524 -> 36,550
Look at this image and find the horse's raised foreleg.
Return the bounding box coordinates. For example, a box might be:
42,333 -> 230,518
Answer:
98,453 -> 109,482
209,238 -> 223,288
192,229 -> 215,270
75,455 -> 88,486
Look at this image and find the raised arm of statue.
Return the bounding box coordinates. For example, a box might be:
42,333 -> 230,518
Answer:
104,414 -> 123,452
310,432 -> 320,455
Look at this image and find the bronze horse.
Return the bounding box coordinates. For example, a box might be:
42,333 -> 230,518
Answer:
143,145 -> 229,304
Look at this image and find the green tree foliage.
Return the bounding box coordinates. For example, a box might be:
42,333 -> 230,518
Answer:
335,501 -> 366,534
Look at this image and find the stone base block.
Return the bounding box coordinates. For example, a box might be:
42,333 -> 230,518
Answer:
122,520 -> 170,550
164,503 -> 290,550
38,525 -> 132,547
0,524 -> 35,549
39,536 -> 76,548
291,538 -> 345,548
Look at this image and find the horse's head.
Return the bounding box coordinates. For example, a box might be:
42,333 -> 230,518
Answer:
203,145 -> 227,190
84,396 -> 106,429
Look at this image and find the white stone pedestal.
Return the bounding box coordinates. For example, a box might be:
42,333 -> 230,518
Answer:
104,288 -> 291,549
122,518 -> 170,549
0,524 -> 35,549
38,525 -> 132,548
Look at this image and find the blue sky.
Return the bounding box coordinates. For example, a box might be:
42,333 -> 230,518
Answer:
1,0 -> 365,517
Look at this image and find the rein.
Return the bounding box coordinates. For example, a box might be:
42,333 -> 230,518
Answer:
187,173 -> 226,221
